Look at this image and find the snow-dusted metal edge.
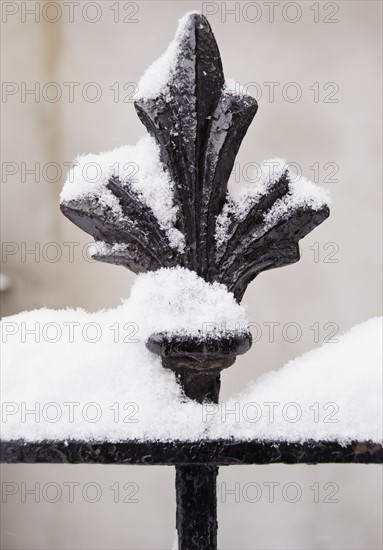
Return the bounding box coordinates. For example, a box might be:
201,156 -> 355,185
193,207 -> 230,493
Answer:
1,439 -> 382,465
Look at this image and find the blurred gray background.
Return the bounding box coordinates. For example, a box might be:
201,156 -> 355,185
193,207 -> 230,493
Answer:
1,1 -> 382,548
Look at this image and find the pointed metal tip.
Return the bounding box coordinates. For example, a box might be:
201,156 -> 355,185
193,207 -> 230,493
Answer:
181,12 -> 213,35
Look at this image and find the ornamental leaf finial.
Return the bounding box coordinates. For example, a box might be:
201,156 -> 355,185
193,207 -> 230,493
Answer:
60,12 -> 330,304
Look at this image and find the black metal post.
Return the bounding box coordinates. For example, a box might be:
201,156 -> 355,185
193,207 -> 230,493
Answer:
170,358 -> 223,549
146,334 -> 252,549
146,330 -> 253,548
172,360 -> 222,549
176,464 -> 219,550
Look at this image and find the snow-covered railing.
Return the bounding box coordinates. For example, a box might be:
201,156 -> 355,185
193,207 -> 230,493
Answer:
1,12 -> 381,550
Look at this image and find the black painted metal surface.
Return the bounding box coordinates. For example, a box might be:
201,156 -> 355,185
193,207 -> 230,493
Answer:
1,440 -> 382,465
176,465 -> 218,549
147,331 -> 252,403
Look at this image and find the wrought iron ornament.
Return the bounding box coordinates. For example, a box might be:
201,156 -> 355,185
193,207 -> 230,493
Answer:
60,12 -> 329,409
60,13 -> 329,302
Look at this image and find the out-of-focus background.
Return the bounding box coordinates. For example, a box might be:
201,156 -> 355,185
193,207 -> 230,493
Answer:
1,1 -> 382,549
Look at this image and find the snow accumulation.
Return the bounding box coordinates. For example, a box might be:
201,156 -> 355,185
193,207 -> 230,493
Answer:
0,268 -> 246,442
264,176 -> 331,229
137,15 -> 249,101
60,135 -> 185,252
215,159 -> 331,249
212,317 -> 382,443
136,11 -> 200,101
1,266 -> 381,444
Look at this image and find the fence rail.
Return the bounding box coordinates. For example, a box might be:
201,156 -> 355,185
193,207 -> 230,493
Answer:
2,439 -> 382,465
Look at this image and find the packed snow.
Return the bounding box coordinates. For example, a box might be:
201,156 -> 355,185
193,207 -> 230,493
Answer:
1,266 -> 381,443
